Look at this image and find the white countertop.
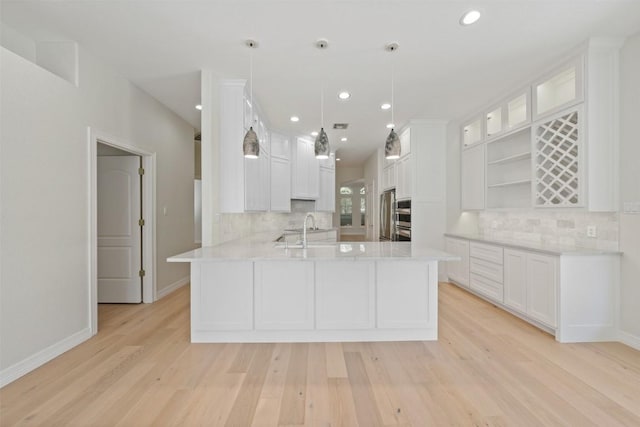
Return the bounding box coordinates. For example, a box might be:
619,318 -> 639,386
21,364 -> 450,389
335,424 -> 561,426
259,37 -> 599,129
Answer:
169,232 -> 457,262
444,233 -> 621,256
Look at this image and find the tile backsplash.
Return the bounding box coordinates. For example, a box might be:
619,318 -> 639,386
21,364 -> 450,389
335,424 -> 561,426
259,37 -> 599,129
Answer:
218,200 -> 333,243
478,210 -> 619,250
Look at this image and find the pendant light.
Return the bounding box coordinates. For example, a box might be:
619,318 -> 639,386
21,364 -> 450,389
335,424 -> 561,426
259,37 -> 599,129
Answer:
384,42 -> 401,160
315,39 -> 330,159
243,40 -> 259,158
315,85 -> 330,159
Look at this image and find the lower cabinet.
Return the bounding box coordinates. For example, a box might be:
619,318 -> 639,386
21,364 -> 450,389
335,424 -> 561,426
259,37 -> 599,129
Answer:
254,261 -> 314,330
316,262 -> 375,329
445,237 -> 470,287
377,261 -> 433,328
504,249 -> 557,328
525,252 -> 558,328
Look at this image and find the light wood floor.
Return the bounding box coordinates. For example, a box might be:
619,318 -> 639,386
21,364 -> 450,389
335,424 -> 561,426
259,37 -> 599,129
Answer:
2,283 -> 639,426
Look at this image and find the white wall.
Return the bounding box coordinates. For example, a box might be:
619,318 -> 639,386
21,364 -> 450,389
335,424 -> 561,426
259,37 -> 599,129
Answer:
618,32 -> 640,345
1,42 -> 194,384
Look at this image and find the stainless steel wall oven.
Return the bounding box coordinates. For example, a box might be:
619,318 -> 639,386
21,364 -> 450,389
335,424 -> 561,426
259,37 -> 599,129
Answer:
395,199 -> 411,241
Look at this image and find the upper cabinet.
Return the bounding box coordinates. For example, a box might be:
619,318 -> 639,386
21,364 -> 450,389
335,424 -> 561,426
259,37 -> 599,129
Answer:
291,137 -> 320,200
270,132 -> 291,212
316,153 -> 336,212
462,117 -> 483,148
219,80 -> 270,213
458,38 -> 622,212
533,57 -> 583,121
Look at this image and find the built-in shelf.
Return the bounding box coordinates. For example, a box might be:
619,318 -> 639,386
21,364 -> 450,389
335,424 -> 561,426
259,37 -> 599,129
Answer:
488,179 -> 532,188
487,152 -> 532,166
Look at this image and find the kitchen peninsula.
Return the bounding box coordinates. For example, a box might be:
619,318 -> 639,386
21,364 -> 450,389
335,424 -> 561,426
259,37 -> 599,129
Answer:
169,233 -> 457,343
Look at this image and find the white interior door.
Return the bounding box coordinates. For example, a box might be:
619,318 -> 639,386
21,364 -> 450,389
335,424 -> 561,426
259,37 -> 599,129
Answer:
97,156 -> 142,303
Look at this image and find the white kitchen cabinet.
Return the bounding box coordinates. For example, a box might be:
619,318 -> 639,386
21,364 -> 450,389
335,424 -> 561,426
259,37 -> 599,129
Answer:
459,40 -> 620,212
445,237 -> 469,287
254,261 -> 314,330
462,116 -> 483,147
533,56 -> 583,120
503,249 -> 527,313
377,261 -> 434,329
196,262 -> 253,330
291,137 -> 319,199
445,234 -> 619,342
381,163 -> 396,191
526,252 -> 557,328
219,79 -> 270,213
504,248 -> 557,328
270,132 -> 291,212
396,154 -> 412,201
400,128 -> 411,157
316,262 -> 375,329
316,164 -> 336,212
533,106 -> 582,208
245,143 -> 269,212
469,242 -> 504,303
461,144 -> 485,210
270,156 -> 290,212
486,128 -> 531,209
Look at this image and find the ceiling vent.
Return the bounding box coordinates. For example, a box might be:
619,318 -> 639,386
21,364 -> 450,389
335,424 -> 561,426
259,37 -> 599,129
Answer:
333,123 -> 349,130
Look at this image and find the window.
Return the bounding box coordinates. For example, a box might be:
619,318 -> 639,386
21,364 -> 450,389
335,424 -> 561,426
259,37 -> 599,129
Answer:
340,185 -> 366,228
361,196 -> 366,226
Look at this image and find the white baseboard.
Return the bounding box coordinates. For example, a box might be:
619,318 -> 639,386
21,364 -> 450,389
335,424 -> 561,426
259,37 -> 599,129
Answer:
0,327 -> 92,388
618,330 -> 640,351
156,275 -> 189,300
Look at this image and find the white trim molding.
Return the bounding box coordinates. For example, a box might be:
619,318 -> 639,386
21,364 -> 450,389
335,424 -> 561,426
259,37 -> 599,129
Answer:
88,127 -> 157,335
618,330 -> 640,351
0,328 -> 92,388
156,276 -> 190,300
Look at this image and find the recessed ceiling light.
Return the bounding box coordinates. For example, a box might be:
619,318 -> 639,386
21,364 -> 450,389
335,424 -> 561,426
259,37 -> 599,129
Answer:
380,103 -> 391,110
195,104 -> 202,110
338,91 -> 351,100
386,123 -> 395,129
311,131 -> 319,137
460,10 -> 481,25
336,158 -> 341,161
341,137 -> 347,142
290,116 -> 300,122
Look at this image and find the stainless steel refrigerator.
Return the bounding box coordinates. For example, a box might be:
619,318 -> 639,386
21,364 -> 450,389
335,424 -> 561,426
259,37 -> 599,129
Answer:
379,189 -> 395,241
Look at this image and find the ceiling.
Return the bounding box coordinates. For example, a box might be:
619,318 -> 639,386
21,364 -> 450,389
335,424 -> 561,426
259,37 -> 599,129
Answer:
2,1 -> 640,166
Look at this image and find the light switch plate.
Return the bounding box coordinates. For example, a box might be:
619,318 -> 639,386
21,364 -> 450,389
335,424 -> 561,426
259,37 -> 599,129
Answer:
587,225 -> 597,238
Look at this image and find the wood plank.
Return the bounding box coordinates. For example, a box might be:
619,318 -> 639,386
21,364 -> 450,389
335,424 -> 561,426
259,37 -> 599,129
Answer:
1,283 -> 639,426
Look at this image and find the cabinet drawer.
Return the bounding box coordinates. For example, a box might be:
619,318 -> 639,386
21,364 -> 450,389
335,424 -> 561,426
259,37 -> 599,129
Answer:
470,257 -> 504,283
470,272 -> 504,303
470,242 -> 503,264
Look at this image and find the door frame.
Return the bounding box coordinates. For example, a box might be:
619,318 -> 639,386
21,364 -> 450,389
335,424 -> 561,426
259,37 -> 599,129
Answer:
88,127 -> 157,335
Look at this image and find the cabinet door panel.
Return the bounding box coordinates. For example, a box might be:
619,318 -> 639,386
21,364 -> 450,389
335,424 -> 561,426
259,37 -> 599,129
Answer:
504,249 -> 527,313
198,262 -> 253,330
271,157 -> 291,212
316,262 -> 375,329
526,253 -> 557,328
377,261 -> 432,328
255,261 -> 314,330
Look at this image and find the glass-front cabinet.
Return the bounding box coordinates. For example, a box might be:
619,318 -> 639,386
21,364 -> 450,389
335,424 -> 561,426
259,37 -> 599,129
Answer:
533,56 -> 583,120
462,117 -> 483,147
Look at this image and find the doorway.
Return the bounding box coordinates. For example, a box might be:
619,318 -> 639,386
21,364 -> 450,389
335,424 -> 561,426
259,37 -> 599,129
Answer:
89,128 -> 156,335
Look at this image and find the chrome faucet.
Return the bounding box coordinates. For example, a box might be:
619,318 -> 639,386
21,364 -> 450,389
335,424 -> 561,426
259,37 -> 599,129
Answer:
302,213 -> 317,248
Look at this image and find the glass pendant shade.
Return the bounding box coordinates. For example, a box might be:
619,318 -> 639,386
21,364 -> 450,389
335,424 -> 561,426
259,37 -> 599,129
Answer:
243,127 -> 260,158
385,129 -> 401,159
315,127 -> 330,159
